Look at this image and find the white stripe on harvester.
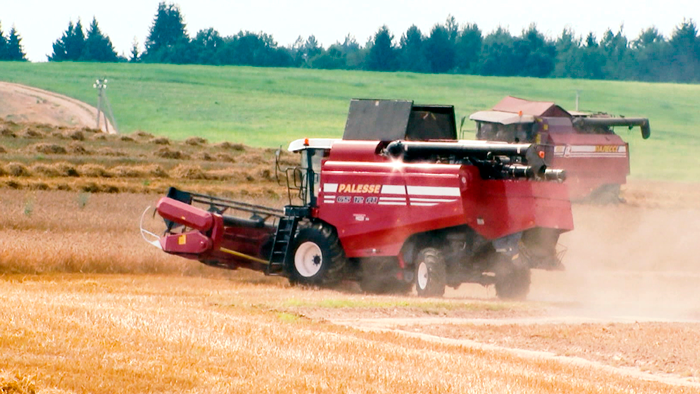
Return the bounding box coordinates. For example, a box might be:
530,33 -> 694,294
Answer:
380,185 -> 406,195
379,197 -> 407,201
323,183 -> 338,193
410,198 -> 457,203
407,186 -> 460,197
555,153 -> 626,158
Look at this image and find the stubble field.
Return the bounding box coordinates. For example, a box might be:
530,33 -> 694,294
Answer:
0,125 -> 699,392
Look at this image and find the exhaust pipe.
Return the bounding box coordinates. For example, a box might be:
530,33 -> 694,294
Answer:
385,140 -> 563,181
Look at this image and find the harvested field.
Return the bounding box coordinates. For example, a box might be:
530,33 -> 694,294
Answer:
1,117 -> 700,393
0,118 -> 294,197
0,190 -> 283,275
397,321 -> 700,378
0,182 -> 699,393
1,275 -> 697,394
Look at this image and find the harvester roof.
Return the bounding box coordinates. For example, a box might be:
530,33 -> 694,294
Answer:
469,111 -> 536,125
469,96 -> 572,126
492,96 -> 571,118
288,138 -> 340,152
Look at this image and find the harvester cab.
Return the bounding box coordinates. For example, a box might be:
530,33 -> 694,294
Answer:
470,96 -> 650,202
276,138 -> 338,212
144,98 -> 574,300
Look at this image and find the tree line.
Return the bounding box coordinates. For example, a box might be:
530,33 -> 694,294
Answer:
3,2 -> 700,83
0,22 -> 26,61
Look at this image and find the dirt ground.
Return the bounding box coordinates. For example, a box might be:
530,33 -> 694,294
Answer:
0,81 -> 115,133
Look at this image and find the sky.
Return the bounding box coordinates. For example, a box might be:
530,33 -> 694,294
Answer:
1,0 -> 699,62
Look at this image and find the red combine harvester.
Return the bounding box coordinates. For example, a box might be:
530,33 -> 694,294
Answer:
142,99 -> 573,299
469,96 -> 650,202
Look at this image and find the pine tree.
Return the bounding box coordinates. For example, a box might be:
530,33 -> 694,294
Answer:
553,28 -> 585,78
477,27 -> 517,76
630,27 -> 668,81
668,19 -> 700,82
600,27 -> 632,80
82,17 -> 118,62
514,24 -> 555,77
49,23 -> 70,61
66,20 -> 85,60
50,20 -> 84,61
454,23 -> 482,74
303,35 -> 322,60
399,25 -> 429,72
0,22 -> 7,60
143,2 -> 189,62
580,33 -> 605,79
6,26 -> 26,61
129,38 -> 141,63
425,24 -> 455,73
366,25 -> 398,71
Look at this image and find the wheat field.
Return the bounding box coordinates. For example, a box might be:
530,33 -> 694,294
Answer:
2,275 -> 696,394
0,189 -> 698,393
1,120 -> 699,393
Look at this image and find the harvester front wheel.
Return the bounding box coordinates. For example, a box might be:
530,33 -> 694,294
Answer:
414,247 -> 446,297
493,254 -> 531,300
288,223 -> 346,287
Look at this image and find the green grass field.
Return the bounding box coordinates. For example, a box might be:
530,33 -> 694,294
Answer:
1,62 -> 698,181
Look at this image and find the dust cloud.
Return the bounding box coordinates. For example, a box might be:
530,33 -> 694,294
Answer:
532,202 -> 700,321
450,180 -> 700,322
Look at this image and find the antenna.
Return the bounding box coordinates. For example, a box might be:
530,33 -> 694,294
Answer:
93,78 -> 119,133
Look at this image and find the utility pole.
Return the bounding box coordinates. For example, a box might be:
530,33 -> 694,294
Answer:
93,78 -> 119,134
575,90 -> 581,111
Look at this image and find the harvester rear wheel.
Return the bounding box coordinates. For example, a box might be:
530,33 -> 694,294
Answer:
288,222 -> 346,287
493,253 -> 531,300
414,247 -> 446,297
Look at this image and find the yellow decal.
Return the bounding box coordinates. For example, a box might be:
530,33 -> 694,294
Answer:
178,234 -> 187,245
595,145 -> 619,153
337,184 -> 381,194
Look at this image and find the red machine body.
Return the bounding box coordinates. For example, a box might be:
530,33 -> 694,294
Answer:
315,140 -> 572,259
470,96 -> 649,202
548,127 -> 629,200
154,194 -> 278,271
144,99 -> 575,299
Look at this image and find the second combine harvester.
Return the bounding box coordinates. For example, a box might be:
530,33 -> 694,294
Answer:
470,96 -> 650,202
143,99 -> 573,299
